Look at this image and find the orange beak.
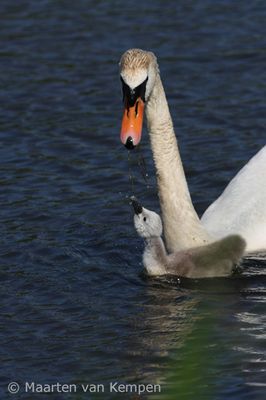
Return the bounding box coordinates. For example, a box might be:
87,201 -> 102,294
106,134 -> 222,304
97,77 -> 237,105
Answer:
120,98 -> 145,149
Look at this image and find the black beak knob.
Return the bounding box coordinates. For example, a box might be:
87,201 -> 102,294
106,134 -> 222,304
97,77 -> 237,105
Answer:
130,196 -> 143,214
125,136 -> 135,150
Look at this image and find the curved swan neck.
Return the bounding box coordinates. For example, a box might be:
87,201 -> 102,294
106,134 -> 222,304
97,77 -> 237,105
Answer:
146,74 -> 211,252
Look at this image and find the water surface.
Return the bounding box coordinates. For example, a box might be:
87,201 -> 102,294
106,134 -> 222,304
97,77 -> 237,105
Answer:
0,1 -> 265,399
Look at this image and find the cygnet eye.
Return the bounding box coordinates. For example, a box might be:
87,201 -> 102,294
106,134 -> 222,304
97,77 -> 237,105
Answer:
143,217 -> 147,222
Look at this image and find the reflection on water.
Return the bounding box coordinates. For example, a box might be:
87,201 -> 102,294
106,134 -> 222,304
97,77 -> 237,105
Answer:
151,276 -> 266,400
0,0 -> 266,399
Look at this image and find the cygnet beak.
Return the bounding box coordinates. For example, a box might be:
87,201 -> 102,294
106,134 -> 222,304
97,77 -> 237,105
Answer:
130,196 -> 143,215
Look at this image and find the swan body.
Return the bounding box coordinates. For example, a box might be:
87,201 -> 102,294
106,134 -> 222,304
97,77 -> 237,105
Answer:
131,197 -> 246,278
120,49 -> 266,254
201,146 -> 266,253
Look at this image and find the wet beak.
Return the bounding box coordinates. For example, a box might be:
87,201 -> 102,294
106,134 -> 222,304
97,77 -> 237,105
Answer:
130,196 -> 143,215
120,76 -> 148,149
120,98 -> 145,149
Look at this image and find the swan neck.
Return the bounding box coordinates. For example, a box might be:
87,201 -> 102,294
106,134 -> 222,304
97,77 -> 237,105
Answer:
146,74 -> 211,251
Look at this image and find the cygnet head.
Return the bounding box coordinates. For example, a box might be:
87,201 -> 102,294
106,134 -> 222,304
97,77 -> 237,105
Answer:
130,196 -> 163,239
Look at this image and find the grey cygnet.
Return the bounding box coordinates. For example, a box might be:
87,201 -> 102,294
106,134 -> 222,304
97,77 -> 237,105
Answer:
131,197 -> 246,278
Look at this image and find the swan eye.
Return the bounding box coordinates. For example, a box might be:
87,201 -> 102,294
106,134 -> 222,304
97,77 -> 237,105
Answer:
143,217 -> 147,222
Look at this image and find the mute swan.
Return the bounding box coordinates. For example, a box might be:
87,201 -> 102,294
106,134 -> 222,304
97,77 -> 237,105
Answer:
131,197 -> 246,278
120,48 -> 266,254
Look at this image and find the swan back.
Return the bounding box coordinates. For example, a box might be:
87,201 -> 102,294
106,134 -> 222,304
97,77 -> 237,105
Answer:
169,235 -> 246,278
201,146 -> 266,252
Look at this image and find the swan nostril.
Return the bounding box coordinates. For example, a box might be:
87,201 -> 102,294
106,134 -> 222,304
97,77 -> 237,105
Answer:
125,136 -> 135,150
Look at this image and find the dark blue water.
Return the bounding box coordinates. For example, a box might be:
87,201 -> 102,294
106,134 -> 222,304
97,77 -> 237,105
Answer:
0,1 -> 265,399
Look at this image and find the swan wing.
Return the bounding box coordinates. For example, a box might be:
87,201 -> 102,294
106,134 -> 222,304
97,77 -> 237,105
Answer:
201,146 -> 266,252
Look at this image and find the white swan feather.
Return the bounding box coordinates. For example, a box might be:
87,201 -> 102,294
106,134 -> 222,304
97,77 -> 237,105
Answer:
201,146 -> 266,253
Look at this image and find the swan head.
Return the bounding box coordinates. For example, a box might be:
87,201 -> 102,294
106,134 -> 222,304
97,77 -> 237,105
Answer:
130,196 -> 163,238
119,49 -> 159,149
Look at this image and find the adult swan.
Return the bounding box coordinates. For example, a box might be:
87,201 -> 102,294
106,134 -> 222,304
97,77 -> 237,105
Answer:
119,48 -> 266,254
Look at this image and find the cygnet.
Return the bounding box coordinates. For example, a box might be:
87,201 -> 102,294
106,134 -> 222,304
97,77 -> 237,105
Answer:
131,197 -> 246,278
